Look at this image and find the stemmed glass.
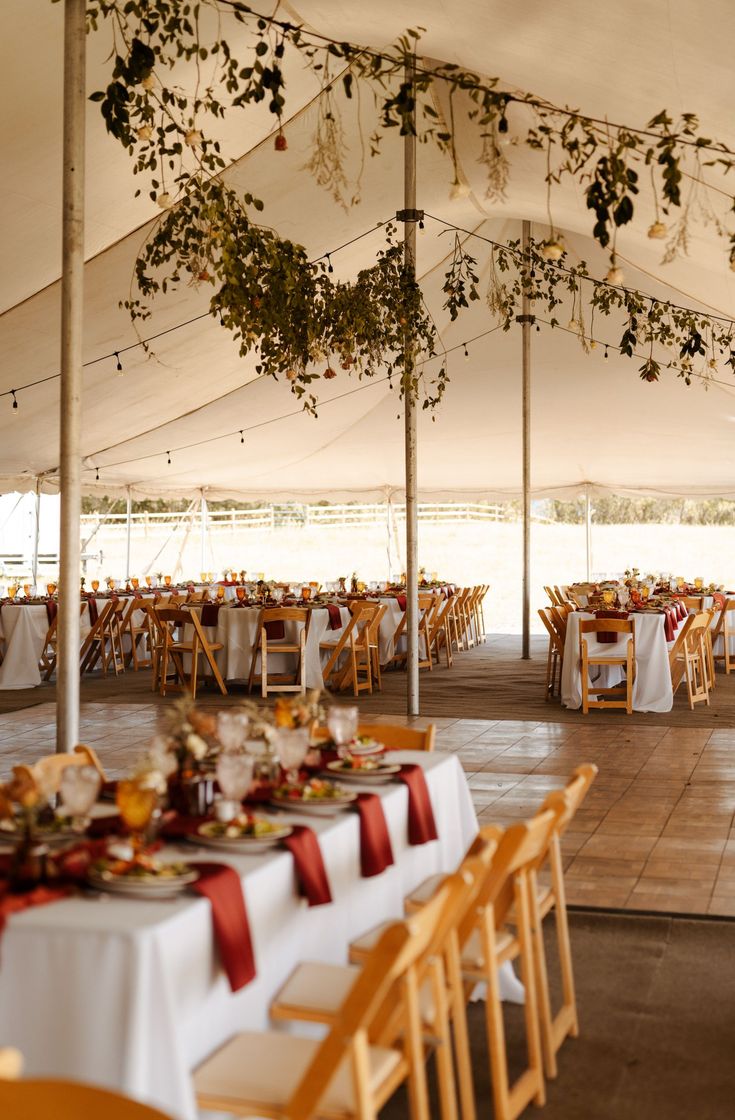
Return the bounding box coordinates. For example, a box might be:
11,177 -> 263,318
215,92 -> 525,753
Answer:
164,575 -> 172,588
7,584 -> 17,600
216,585 -> 226,601
217,710 -> 250,751
59,764 -> 102,832
91,580 -> 100,593
46,582 -> 57,597
23,584 -> 32,598
274,727 -> 311,784
131,577 -> 139,590
327,704 -> 359,757
145,575 -> 153,588
116,777 -> 158,852
215,750 -> 255,821
235,586 -> 246,603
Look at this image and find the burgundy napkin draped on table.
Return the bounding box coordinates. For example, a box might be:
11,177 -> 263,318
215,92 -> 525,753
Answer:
396,595 -> 407,612
353,793 -> 394,877
200,602 -> 222,627
325,603 -> 343,631
281,825 -> 332,905
713,592 -> 727,612
84,595 -> 99,624
188,861 -> 256,992
593,609 -> 629,644
396,765 -> 438,845
45,600 -> 57,625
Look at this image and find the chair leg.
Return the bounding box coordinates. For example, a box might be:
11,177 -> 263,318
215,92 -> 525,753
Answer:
446,934 -> 476,1120
261,641 -> 268,698
429,957 -> 458,1120
529,870 -> 557,1080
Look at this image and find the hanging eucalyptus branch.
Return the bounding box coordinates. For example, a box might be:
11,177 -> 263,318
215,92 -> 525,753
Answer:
446,229 -> 735,386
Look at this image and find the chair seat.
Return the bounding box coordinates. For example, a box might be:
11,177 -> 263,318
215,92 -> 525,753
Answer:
194,1029 -> 402,1115
273,962 -> 360,1017
274,960 -> 438,1028
461,926 -> 515,972
404,873 -> 444,909
169,640 -> 224,653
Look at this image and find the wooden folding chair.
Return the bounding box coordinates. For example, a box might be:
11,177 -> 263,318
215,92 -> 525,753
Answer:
543,586 -> 560,607
312,721 -> 435,752
0,1077 -> 174,1119
680,595 -> 705,612
121,597 -> 154,671
247,607 -> 309,697
79,599 -> 126,677
710,597 -> 735,674
194,881 -> 460,1120
320,604 -> 378,696
669,611 -> 695,694
428,596 -> 456,668
579,617 -> 636,714
38,601 -> 86,681
681,611 -> 710,709
538,608 -> 564,701
270,865 -> 481,1120
366,602 -> 388,690
524,765 -> 598,1078
155,607 -> 227,699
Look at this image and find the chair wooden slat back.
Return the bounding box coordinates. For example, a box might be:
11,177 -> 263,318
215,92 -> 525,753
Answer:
154,606 -> 227,699
711,597 -> 735,675
12,744 -> 107,797
248,607 -> 309,697
313,721 -> 435,751
682,611 -> 711,709
579,617 -> 636,714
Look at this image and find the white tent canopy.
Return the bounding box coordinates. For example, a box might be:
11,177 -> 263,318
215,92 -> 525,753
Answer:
3,0 -> 735,501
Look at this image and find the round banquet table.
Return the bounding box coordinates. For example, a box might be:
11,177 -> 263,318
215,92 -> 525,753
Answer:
561,609 -> 683,713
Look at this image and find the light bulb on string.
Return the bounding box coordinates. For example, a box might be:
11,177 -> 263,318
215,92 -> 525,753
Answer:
95,467 -> 100,481
326,254 -> 334,274
167,451 -> 172,465
463,343 -> 470,361
240,431 -> 245,444
604,345 -> 609,360
114,352 -> 123,373
11,390 -> 18,410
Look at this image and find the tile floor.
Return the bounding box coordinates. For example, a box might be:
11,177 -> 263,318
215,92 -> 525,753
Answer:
2,703 -> 735,918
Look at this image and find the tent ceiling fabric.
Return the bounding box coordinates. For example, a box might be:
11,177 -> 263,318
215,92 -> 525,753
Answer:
2,1 -> 735,500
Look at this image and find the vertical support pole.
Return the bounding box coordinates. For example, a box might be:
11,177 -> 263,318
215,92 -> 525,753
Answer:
200,491 -> 208,573
32,481 -> 42,590
585,487 -> 592,581
403,56 -> 419,717
521,220 -> 532,660
125,487 -> 132,580
57,0 -> 86,753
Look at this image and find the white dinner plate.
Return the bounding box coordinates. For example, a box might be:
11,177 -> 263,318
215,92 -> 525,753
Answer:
324,761 -> 401,784
87,868 -> 199,898
192,821 -> 292,852
270,792 -> 357,815
345,739 -> 385,757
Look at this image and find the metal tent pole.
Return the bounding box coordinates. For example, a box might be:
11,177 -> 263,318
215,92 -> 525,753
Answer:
125,487 -> 132,580
32,481 -> 42,590
57,0 -> 86,753
585,486 -> 592,581
401,55 -> 420,717
520,220 -> 532,659
200,491 -> 208,573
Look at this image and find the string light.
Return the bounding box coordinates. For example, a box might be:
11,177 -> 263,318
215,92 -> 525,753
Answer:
240,430 -> 245,444
167,451 -> 172,465
326,254 -> 334,273
463,342 -> 470,361
604,345 -> 609,359
0,218 -> 390,409
95,467 -> 100,481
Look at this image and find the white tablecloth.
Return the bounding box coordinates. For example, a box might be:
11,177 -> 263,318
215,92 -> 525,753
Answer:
562,610 -> 680,713
0,751 -> 476,1118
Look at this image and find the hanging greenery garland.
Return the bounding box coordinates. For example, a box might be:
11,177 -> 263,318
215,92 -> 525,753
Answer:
56,0 -> 735,408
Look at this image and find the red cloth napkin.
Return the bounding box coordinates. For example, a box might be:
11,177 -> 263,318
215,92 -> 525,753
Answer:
594,609 -> 629,643
713,592 -> 727,612
200,602 -> 222,627
396,595 -> 407,612
188,862 -> 256,992
353,793 -> 394,877
84,595 -> 99,624
260,614 -> 286,640
325,604 -> 343,631
45,600 -> 57,624
396,765 -> 438,845
281,825 -> 332,905
218,580 -> 238,587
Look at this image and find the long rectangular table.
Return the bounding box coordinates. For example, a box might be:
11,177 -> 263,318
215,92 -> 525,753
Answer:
0,751 -> 476,1118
